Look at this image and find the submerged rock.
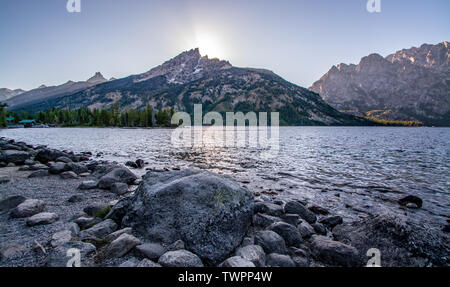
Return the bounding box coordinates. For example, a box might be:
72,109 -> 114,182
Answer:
398,195 -> 423,208
111,169 -> 254,265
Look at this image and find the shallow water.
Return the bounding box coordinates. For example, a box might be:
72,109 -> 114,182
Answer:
1,127 -> 449,229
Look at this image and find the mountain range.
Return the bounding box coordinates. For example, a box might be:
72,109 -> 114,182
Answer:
310,41 -> 450,126
0,88 -> 26,102
4,48 -> 369,126
4,72 -> 108,110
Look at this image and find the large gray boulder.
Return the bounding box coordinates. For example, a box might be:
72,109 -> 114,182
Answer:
0,150 -> 30,164
10,199 -> 46,218
108,169 -> 254,265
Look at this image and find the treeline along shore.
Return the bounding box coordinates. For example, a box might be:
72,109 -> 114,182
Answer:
0,137 -> 448,267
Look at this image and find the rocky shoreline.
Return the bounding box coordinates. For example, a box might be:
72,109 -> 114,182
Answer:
0,137 -> 448,267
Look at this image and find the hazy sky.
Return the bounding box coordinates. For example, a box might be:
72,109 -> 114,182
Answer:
1,0 -> 449,90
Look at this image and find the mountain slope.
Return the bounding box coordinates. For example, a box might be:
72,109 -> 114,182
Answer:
6,72 -> 108,110
11,49 -> 371,126
0,88 -> 26,102
310,42 -> 450,126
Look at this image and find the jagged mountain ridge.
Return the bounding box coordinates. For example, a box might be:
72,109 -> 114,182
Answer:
310,41 -> 450,126
12,49 -> 370,126
5,72 -> 108,110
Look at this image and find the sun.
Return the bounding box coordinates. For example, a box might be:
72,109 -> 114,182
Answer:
195,31 -> 226,60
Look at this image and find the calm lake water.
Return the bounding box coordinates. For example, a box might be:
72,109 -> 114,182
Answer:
1,127 -> 449,229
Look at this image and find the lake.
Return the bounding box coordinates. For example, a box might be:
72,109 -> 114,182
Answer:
1,126 -> 449,229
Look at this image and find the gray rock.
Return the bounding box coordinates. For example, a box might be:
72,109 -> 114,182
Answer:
0,244 -> 27,259
284,201 -> 316,224
83,203 -> 110,217
253,213 -> 282,228
254,202 -> 284,216
97,166 -> 137,189
136,243 -> 166,260
60,171 -> 78,179
49,162 -> 69,174
111,182 -> 128,195
266,253 -> 295,267
311,223 -> 327,235
56,156 -> 72,163
292,256 -> 309,267
105,227 -> 133,242
308,205 -> 330,215
137,258 -> 162,267
0,150 -> 30,164
220,256 -> 255,267
35,148 -> 68,164
119,258 -> 139,267
51,230 -> 72,247
28,170 -> 49,178
267,222 -> 303,247
319,215 -> 343,229
281,214 -> 300,226
79,219 -> 117,239
254,230 -> 287,254
66,162 -> 89,175
158,250 -> 204,267
310,235 -> 360,267
298,221 -> 315,239
78,180 -> 97,190
103,233 -> 141,258
0,195 -> 26,212
24,159 -> 35,166
114,169 -> 254,265
79,172 -> 91,177
235,245 -> 266,267
73,217 -> 102,230
27,163 -> 49,171
26,212 -> 59,226
48,241 -> 96,267
10,199 -> 46,218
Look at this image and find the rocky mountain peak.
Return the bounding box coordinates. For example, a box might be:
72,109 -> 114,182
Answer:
134,48 -> 232,84
310,42 -> 450,126
386,41 -> 449,72
87,72 -> 107,84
